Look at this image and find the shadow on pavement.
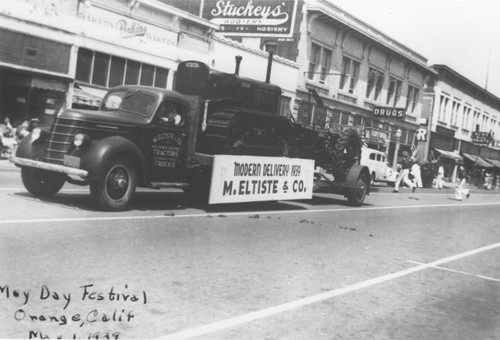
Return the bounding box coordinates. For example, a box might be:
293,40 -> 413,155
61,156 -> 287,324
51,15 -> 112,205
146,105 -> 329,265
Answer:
11,190 -> 312,213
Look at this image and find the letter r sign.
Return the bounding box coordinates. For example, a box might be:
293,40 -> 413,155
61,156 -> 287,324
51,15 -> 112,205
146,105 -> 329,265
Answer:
416,128 -> 427,142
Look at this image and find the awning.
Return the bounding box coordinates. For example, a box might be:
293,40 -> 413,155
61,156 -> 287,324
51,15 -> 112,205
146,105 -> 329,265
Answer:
72,84 -> 107,107
485,158 -> 500,168
9,74 -> 67,92
433,148 -> 463,162
462,152 -> 494,168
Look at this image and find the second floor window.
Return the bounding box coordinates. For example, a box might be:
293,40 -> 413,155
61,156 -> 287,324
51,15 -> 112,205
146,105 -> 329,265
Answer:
405,85 -> 420,114
386,77 -> 402,106
308,43 -> 332,84
366,68 -> 384,101
339,56 -> 360,94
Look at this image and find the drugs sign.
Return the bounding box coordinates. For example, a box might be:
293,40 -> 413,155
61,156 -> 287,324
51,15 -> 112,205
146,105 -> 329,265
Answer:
209,155 -> 314,204
373,106 -> 406,120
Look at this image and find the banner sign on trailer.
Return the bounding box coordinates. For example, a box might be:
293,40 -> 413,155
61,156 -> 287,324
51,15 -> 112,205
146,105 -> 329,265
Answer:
209,155 -> 315,204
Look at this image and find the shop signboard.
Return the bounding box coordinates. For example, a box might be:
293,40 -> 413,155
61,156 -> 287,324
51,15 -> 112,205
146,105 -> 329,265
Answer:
471,131 -> 493,145
372,106 -> 406,121
77,6 -> 178,59
365,128 -> 388,144
436,125 -> 455,138
202,0 -> 298,37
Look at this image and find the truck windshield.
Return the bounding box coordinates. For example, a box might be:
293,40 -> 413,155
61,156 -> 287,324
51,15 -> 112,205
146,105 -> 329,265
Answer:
101,90 -> 157,118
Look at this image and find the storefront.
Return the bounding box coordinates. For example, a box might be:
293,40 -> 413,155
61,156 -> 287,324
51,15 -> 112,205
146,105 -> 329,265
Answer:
0,27 -> 72,124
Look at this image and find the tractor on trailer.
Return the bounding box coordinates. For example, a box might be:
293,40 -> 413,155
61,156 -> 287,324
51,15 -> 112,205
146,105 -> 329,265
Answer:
11,59 -> 370,211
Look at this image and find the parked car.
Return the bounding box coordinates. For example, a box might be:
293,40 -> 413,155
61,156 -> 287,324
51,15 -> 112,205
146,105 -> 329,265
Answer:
361,147 -> 395,185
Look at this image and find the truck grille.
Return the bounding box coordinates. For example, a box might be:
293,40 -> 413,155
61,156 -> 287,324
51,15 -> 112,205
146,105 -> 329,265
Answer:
44,117 -> 84,164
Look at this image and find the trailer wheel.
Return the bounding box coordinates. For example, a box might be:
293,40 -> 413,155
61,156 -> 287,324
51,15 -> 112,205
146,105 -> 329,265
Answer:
90,158 -> 137,211
331,129 -> 362,181
21,167 -> 65,197
346,165 -> 369,206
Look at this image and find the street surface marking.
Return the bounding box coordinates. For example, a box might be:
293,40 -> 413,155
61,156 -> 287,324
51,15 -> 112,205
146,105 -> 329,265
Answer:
408,260 -> 500,282
156,242 -> 500,340
2,201 -> 500,225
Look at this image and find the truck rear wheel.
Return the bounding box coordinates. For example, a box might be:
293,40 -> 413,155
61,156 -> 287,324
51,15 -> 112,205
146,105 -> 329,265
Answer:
90,158 -> 137,211
345,165 -> 369,206
331,129 -> 362,181
21,167 -> 65,197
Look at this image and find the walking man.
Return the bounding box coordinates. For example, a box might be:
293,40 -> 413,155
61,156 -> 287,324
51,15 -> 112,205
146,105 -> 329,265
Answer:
393,151 -> 416,193
455,165 -> 470,200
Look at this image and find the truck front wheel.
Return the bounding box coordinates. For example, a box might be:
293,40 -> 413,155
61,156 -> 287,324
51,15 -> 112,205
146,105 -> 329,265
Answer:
90,158 -> 137,211
21,168 -> 65,197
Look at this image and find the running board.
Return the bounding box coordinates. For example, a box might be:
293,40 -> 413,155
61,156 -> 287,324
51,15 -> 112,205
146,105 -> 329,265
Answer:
150,182 -> 190,189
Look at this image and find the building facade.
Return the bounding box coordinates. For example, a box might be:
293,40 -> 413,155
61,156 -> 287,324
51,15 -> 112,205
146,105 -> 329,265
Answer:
0,0 -> 298,127
293,0 -> 437,166
424,64 -> 500,182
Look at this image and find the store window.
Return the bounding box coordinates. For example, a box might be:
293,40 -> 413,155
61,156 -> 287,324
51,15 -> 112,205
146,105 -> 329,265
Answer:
92,52 -> 110,86
366,68 -> 384,101
109,56 -> 126,88
308,43 -> 332,84
155,68 -> 169,88
140,64 -> 155,86
340,111 -> 349,125
339,56 -> 360,94
386,77 -> 402,106
75,48 -> 93,83
125,60 -> 140,85
75,48 -> 169,89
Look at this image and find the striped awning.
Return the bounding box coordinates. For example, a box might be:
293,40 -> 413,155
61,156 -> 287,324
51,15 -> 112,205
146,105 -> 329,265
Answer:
485,158 -> 500,168
432,148 -> 463,162
462,152 -> 494,168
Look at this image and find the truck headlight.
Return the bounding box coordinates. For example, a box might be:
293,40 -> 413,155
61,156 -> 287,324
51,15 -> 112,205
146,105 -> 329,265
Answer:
73,133 -> 90,148
31,128 -> 44,142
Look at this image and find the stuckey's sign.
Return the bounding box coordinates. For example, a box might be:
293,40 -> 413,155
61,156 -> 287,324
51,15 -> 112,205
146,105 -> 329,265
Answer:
202,0 -> 298,37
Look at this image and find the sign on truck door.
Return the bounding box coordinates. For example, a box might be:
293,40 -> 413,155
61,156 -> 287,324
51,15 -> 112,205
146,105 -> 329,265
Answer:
146,100 -> 190,181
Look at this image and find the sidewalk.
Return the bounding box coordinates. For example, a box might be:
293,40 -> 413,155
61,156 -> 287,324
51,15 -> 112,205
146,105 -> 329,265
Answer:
371,181 -> 500,194
0,158 -> 18,171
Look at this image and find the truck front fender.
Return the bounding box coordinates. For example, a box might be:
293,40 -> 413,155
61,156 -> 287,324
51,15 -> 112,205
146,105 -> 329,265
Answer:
15,133 -> 46,161
82,136 -> 149,183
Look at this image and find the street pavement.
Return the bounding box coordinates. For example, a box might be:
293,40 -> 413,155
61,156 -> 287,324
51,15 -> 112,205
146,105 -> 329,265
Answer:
1,158 -> 500,339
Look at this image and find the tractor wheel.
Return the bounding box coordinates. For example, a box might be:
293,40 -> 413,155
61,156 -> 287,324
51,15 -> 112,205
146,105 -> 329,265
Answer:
21,167 -> 65,197
90,158 -> 137,211
331,129 -> 362,181
346,164 -> 369,206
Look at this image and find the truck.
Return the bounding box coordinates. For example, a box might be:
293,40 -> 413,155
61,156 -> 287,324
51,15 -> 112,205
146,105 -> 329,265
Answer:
11,59 -> 370,211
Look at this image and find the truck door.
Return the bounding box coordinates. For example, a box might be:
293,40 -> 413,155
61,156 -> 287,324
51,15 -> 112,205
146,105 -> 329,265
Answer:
146,100 -> 190,182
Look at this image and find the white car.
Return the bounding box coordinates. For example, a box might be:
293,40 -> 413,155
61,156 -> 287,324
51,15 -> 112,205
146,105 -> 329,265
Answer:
360,147 -> 395,184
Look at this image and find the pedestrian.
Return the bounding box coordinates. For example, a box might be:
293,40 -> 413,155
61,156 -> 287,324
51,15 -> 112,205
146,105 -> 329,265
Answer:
455,165 -> 470,200
435,163 -> 444,189
393,151 -> 416,193
1,117 -> 17,158
410,161 -> 422,188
